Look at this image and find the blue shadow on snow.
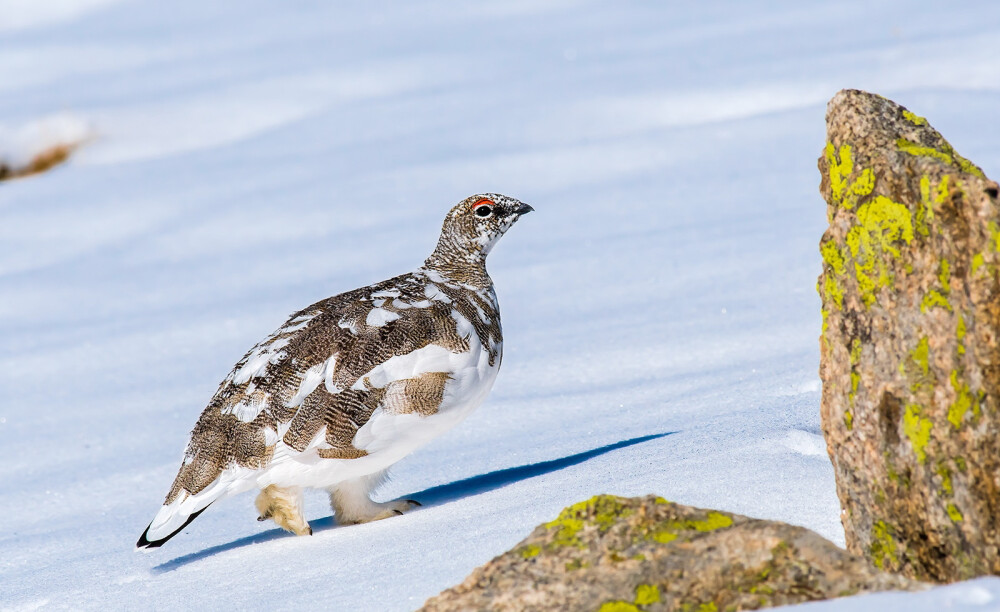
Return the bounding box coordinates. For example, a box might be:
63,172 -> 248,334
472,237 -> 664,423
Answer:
406,431 -> 675,506
151,431 -> 674,574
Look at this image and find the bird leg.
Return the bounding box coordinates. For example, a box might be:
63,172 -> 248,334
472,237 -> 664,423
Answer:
255,485 -> 312,535
328,472 -> 420,525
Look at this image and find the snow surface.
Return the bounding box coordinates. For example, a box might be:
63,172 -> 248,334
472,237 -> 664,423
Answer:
1,1 -> 1000,610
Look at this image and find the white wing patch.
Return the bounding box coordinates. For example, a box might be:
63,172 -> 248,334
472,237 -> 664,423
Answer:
365,307 -> 400,327
423,283 -> 452,303
281,312 -> 318,333
392,298 -> 432,309
338,314 -> 360,334
222,394 -> 269,422
350,343 -> 459,391
287,362 -> 325,408
231,337 -> 291,385
323,354 -> 340,393
229,312 -> 320,385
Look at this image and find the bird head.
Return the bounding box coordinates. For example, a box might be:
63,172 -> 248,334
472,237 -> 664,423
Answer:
426,193 -> 533,275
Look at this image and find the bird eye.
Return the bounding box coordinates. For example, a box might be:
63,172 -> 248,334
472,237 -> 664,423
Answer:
473,199 -> 494,217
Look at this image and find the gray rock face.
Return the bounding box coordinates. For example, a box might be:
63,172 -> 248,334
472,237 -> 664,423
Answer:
420,495 -> 918,611
818,89 -> 1000,581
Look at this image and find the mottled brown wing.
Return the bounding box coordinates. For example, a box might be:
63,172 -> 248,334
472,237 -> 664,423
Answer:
163,272 -> 485,503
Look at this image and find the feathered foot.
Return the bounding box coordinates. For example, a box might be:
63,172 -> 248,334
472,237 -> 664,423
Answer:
255,485 -> 312,536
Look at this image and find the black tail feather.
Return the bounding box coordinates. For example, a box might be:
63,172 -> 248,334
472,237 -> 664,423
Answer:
135,505 -> 211,551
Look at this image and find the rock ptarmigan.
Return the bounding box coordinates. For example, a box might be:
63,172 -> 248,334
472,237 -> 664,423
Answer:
136,194 -> 532,549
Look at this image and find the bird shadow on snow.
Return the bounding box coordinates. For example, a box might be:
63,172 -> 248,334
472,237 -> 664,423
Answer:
151,432 -> 674,574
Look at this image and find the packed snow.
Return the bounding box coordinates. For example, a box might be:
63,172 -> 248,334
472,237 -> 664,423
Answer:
2,1 -> 999,610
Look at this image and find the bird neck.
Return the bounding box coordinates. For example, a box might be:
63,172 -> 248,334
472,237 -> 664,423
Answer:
424,239 -> 491,288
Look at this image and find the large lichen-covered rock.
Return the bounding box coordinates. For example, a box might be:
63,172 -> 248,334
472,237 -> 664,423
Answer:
420,495 -> 918,611
818,89 -> 1000,582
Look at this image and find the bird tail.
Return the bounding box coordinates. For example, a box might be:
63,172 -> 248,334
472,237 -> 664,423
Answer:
136,503 -> 212,551
135,478 -> 234,551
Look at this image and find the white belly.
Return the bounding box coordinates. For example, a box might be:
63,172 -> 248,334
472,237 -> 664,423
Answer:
257,336 -> 501,490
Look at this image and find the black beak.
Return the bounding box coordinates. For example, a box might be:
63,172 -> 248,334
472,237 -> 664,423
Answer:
514,202 -> 534,215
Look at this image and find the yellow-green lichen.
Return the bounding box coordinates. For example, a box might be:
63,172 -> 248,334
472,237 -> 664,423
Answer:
688,512 -> 734,532
903,404 -> 932,463
956,456 -> 968,472
545,495 -> 633,548
936,462 -> 953,496
932,175 -> 950,204
634,584 -> 661,606
957,154 -> 985,178
844,409 -> 854,430
948,370 -> 973,429
947,503 -> 963,522
915,339 -> 929,374
901,336 -> 933,396
654,511 -> 734,545
848,168 -> 876,206
565,559 -> 591,571
824,275 -> 844,309
921,290 -> 952,313
598,586 -> 662,612
598,602 -> 640,612
826,143 -> 852,203
545,515 -> 585,548
922,255 -> 952,314
897,138 -> 985,179
938,258 -> 951,292
991,221 -> 1000,253
849,370 -> 860,407
957,315 -> 967,355
904,336 -> 930,381
846,196 -> 914,307
915,176 -> 933,236
850,338 -> 862,364
972,253 -> 986,275
902,109 -> 928,126
593,496 -> 633,529
870,520 -> 899,570
821,239 -> 847,276
652,531 -> 678,544
520,544 -> 541,558
914,174 -> 950,236
825,142 -> 875,209
898,138 -> 952,164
